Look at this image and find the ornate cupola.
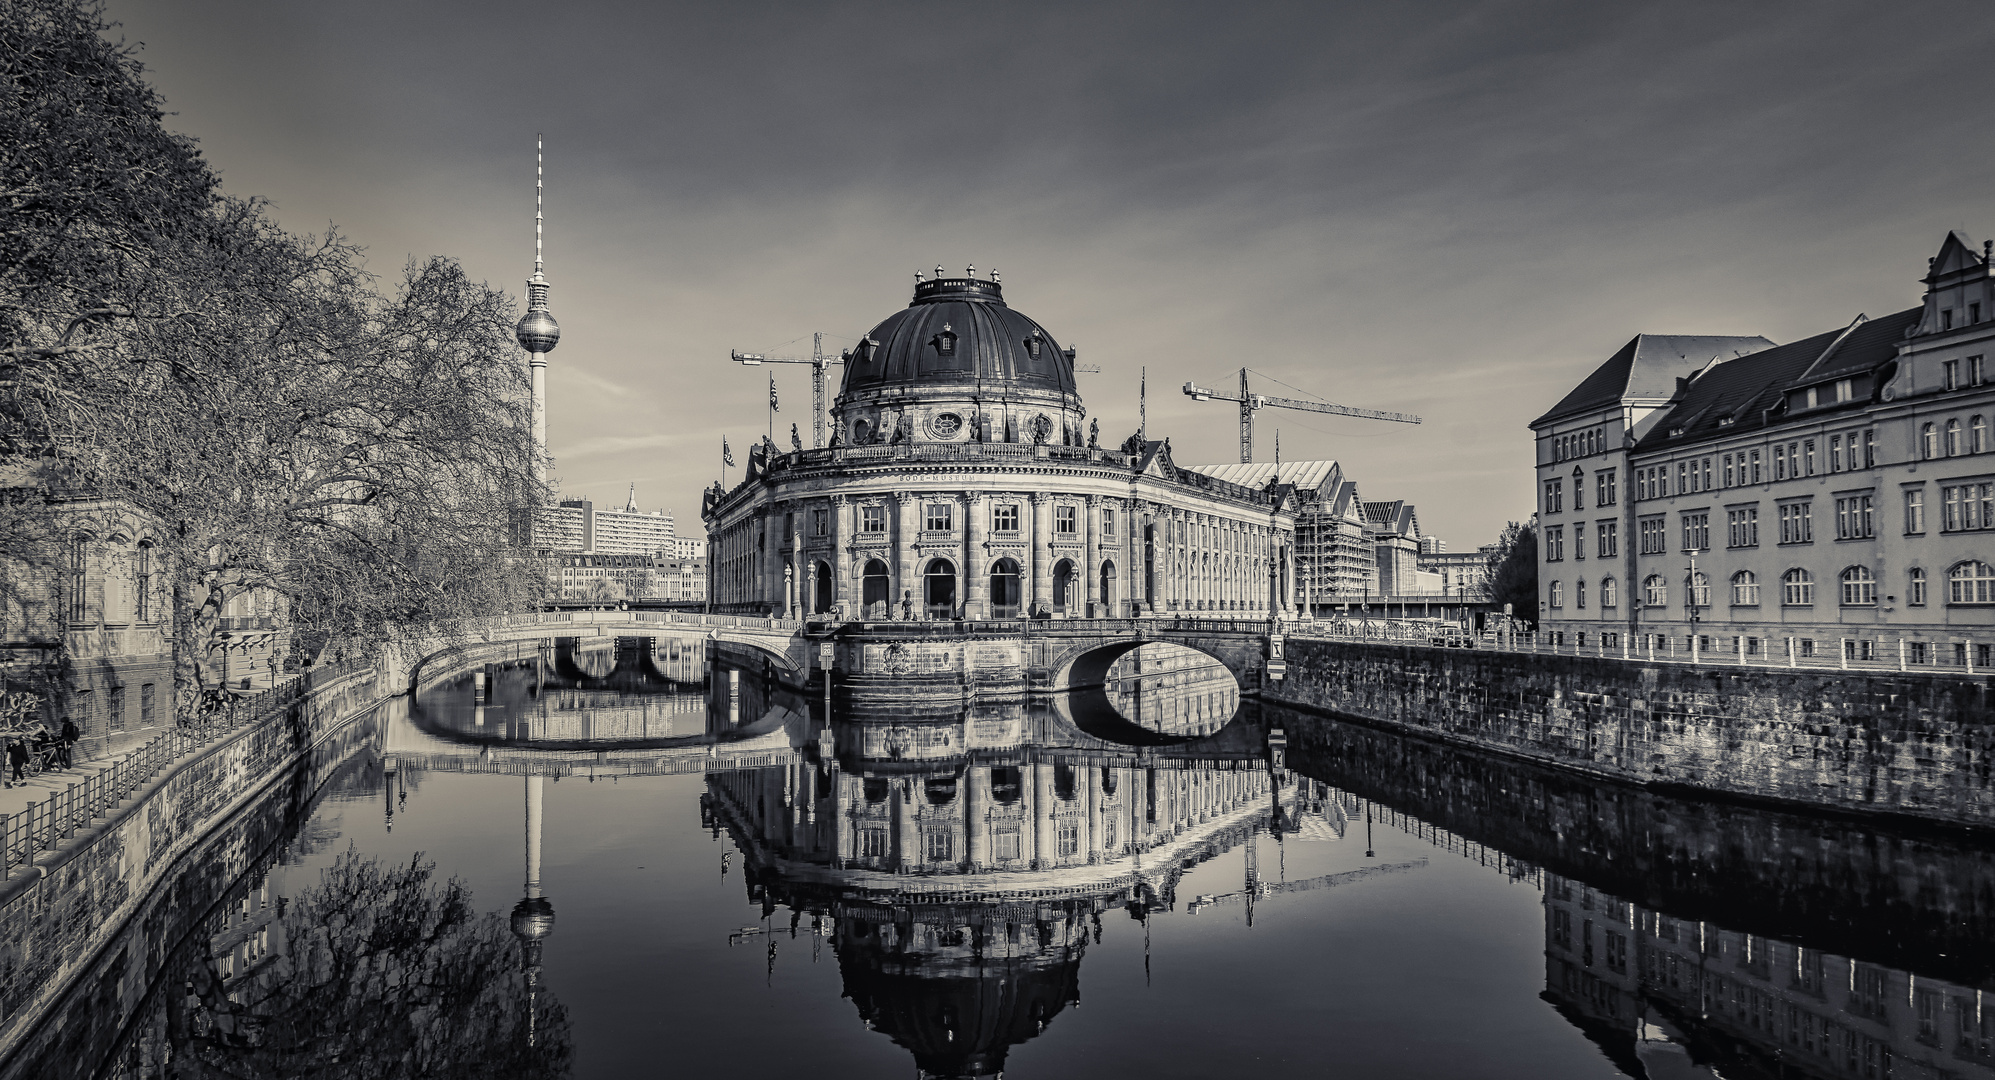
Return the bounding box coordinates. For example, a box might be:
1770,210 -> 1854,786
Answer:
832,267 -> 1087,448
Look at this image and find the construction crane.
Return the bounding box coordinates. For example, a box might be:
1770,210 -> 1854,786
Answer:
1186,857 -> 1428,916
732,334 -> 1101,449
1182,368 -> 1422,463
730,333 -> 844,448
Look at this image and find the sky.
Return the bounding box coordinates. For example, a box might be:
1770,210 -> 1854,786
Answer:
105,0 -> 1995,547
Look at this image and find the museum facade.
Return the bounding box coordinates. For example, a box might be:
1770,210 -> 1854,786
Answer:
703,271 -> 1298,620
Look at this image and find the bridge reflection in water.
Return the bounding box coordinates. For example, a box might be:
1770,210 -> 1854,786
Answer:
27,634 -> 1995,1080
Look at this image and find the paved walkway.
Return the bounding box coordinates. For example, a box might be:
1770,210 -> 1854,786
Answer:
0,728 -> 161,821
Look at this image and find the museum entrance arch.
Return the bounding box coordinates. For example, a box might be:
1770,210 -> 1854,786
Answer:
1099,560 -> 1118,617
924,558 -> 957,620
989,558 -> 1022,619
861,559 -> 890,619
812,560 -> 833,615
1051,559 -> 1076,615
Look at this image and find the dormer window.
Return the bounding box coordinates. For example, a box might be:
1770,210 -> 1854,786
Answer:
1941,308 -> 1954,331
1025,330 -> 1043,359
1835,378 -> 1853,402
1805,386 -> 1819,409
935,324 -> 957,357
851,336 -> 879,363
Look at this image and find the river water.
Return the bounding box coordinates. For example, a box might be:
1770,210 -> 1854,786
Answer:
17,635 -> 1994,1079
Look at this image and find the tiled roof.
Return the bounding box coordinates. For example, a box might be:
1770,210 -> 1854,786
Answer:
1533,334 -> 1775,427
1633,307 -> 1919,452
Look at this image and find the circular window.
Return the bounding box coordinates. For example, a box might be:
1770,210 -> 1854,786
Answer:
930,412 -> 963,439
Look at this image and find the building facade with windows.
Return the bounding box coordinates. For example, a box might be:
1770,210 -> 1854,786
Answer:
702,271 -> 1298,620
1182,460 -> 1371,610
1534,231 -> 1995,663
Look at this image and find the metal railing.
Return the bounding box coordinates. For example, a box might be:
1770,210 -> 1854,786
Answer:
1285,619 -> 1994,676
0,661 -> 372,881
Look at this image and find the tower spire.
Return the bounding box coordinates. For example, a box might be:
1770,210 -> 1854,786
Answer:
515,136 -> 561,494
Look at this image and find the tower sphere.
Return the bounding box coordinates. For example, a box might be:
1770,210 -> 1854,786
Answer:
516,307 -> 561,354
510,895 -> 556,940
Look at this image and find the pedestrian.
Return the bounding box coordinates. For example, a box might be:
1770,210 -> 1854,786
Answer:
5,738 -> 25,786
59,716 -> 78,768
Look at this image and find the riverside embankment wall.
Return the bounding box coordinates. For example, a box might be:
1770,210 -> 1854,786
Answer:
0,661 -> 389,1063
1267,639 -> 1995,826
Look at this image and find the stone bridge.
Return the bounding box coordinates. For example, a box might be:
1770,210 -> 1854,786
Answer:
823,616 -> 1281,697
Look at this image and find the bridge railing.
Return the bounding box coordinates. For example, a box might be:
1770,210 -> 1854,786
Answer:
1284,619 -> 1994,678
484,610 -> 801,635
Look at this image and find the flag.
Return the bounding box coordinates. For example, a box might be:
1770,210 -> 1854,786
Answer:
722,437 -> 735,467
768,375 -> 779,413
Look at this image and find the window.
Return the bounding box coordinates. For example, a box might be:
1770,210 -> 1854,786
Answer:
1839,566 -> 1877,606
935,324 -> 957,356
1974,355 -> 1987,386
1575,578 -> 1587,609
1058,822 -> 1079,857
1951,561 -> 1995,604
993,503 -> 1019,532
1596,521 -> 1617,557
1680,512 -> 1709,551
1544,479 -> 1564,514
1863,429 -> 1875,468
995,829 -> 1021,862
1909,567 -> 1927,606
1830,434 -> 1843,472
1923,423 -> 1939,460
1102,508 -> 1116,538
1055,505 -> 1077,534
1687,571 -> 1710,608
925,503 -> 953,532
1571,468 -> 1585,510
1975,415 -> 1988,454
813,509 -> 829,536
1943,308 -> 1955,331
1941,482 -> 1994,531
862,506 -> 886,533
134,543 -> 152,622
1600,577 -> 1617,608
1778,502 -> 1813,544
1782,568 -> 1815,606
1750,448 -> 1762,483
1834,493 -> 1875,539
1677,461 -> 1688,492
1946,359 -> 1960,391
1726,507 -> 1758,548
67,536 -> 87,623
1549,580 -> 1564,608
1544,526 -> 1564,561
1948,418 -> 1963,456
1775,444 -> 1787,480
1596,470 -> 1616,506
107,685 -> 125,733
140,683 -> 155,727
1638,516 -> 1667,555
1835,378 -> 1852,402
924,829 -> 953,862
1905,488 -> 1926,533
1643,574 -> 1666,608
1731,571 -> 1759,606
861,829 -> 889,858
1804,440 -> 1815,475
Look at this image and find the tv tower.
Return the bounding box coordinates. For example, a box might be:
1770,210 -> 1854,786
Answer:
514,136 -> 561,491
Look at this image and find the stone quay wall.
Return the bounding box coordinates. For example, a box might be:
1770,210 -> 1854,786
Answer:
0,660 -> 389,1062
1266,639 -> 1995,826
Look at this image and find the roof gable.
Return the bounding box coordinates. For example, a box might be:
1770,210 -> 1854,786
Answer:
1533,334 -> 1775,427
1928,230 -> 1986,280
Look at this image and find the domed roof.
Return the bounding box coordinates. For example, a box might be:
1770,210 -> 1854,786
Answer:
838,274 -> 1077,399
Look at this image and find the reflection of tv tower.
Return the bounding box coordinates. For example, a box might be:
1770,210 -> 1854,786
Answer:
509,774 -> 555,1045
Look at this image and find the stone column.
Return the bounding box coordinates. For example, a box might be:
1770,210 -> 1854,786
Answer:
762,506 -> 783,614
1083,496 -> 1100,616
1033,760 -> 1057,868
894,490 -> 918,619
895,779 -> 918,871
830,495 -> 851,616
1030,492 -> 1053,616
966,493 -> 988,620
1084,766 -> 1102,863
965,764 -> 989,870
790,510 -> 805,618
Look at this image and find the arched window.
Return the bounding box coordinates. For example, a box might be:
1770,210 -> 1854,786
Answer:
1839,565 -> 1876,606
1973,415 -> 1987,454
861,558 -> 891,618
1731,570 -> 1759,606
1643,574 -> 1666,608
1575,578 -> 1587,609
1922,422 -> 1939,460
1909,567 -> 1927,606
1548,581 -> 1564,608
1687,571 -> 1710,608
1946,418 -> 1962,456
66,535 -> 88,624
1782,568 -> 1814,606
1600,577 -> 1617,608
1950,561 -> 1995,604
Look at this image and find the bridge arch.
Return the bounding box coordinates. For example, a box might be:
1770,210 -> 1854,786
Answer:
1041,626 -> 1272,696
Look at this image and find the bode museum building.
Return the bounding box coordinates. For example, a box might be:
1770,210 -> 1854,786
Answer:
703,270 -> 1299,620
